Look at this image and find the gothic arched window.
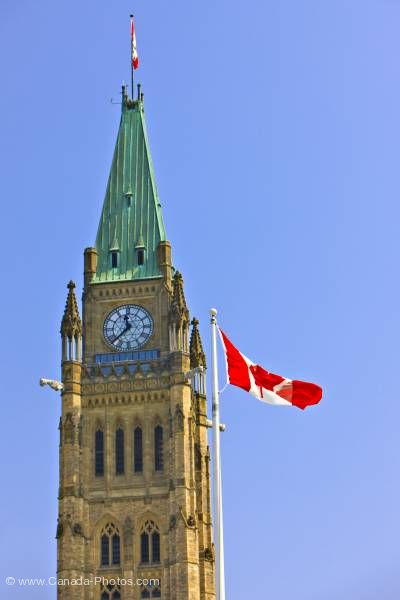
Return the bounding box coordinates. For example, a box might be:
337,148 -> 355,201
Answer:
140,521 -> 161,564
101,583 -> 121,600
111,251 -> 118,269
100,523 -> 121,567
154,425 -> 163,472
115,427 -> 124,475
141,586 -> 161,598
134,426 -> 143,473
95,429 -> 104,477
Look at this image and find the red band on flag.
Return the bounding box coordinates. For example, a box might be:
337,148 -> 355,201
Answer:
219,329 -> 251,392
289,380 -> 323,410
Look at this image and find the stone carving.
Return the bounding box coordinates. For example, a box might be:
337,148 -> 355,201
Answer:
124,516 -> 133,536
187,515 -> 195,527
174,404 -> 184,432
73,522 -> 83,536
63,365 -> 72,380
63,413 -> 75,444
169,515 -> 177,531
195,444 -> 202,470
82,376 -> 170,396
56,518 -> 64,539
179,506 -> 196,529
124,517 -> 134,560
204,547 -> 214,561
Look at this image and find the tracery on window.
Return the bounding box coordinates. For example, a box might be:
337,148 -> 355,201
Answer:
101,582 -> 121,600
100,523 -> 121,567
141,584 -> 161,598
140,520 -> 161,564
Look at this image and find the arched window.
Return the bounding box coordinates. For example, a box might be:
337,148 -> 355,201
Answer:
141,586 -> 161,598
100,523 -> 121,567
154,425 -> 163,472
111,251 -> 118,269
134,426 -> 143,473
115,427 -> 124,475
95,429 -> 104,477
101,583 -> 121,600
140,521 -> 161,564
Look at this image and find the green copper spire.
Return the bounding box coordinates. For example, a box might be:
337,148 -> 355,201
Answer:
93,87 -> 167,282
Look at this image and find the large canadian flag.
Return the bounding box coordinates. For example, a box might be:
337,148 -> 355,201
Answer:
219,329 -> 322,410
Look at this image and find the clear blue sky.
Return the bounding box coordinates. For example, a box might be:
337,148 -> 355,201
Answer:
1,1 -> 399,598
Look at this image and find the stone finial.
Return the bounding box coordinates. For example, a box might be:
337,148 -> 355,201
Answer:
190,318 -> 206,368
169,271 -> 189,324
61,280 -> 82,338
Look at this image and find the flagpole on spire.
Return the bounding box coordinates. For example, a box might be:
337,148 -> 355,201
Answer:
130,14 -> 139,99
210,308 -> 226,600
130,14 -> 134,99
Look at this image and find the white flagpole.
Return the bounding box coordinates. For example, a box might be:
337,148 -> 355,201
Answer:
210,308 -> 226,600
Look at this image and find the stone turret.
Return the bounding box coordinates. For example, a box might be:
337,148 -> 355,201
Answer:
190,318 -> 207,394
58,281 -> 86,600
190,318 -> 206,368
61,281 -> 82,362
169,271 -> 190,352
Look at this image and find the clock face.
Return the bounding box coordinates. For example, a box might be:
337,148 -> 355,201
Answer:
103,305 -> 153,351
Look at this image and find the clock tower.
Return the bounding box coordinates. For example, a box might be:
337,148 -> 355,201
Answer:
57,85 -> 215,600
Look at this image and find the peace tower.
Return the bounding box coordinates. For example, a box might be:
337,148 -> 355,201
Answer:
57,84 -> 215,600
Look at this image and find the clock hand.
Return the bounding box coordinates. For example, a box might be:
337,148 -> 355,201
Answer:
111,321 -> 132,344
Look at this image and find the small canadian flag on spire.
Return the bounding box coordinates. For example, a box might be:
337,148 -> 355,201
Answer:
131,15 -> 139,70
